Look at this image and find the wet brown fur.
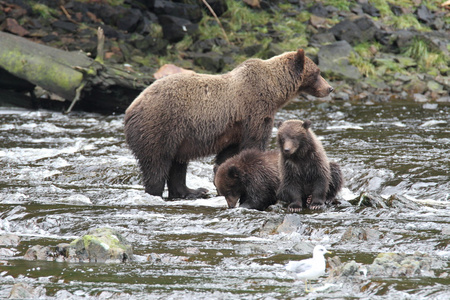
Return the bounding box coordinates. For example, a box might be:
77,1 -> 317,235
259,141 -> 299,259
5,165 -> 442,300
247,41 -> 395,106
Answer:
214,149 -> 280,211
124,50 -> 333,199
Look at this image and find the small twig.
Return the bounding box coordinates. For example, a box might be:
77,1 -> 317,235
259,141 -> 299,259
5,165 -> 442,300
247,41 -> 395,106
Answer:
65,81 -> 86,114
201,0 -> 230,44
95,27 -> 105,64
60,5 -> 77,23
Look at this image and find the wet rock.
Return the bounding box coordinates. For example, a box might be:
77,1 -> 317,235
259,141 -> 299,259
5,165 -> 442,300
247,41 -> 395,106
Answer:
442,226 -> 450,235
181,247 -> 202,255
203,0 -> 228,17
413,93 -> 428,102
261,43 -> 283,59
348,192 -> 387,208
190,38 -> 229,53
0,248 -> 15,257
318,41 -> 362,81
158,15 -> 198,43
8,283 -> 46,299
192,52 -> 225,72
0,234 -> 20,247
130,34 -> 168,55
117,8 -> 142,32
310,32 -> 336,46
341,227 -> 382,242
361,3 -> 380,17
51,20 -> 78,33
415,4 -> 434,24
368,252 -> 436,277
329,15 -> 379,45
243,44 -> 263,56
55,243 -> 71,258
276,214 -> 304,234
24,245 -> 52,261
259,215 -> 285,236
70,227 -> 133,263
3,18 -> 29,36
153,0 -> 203,23
308,3 -> 330,17
147,252 -> 189,264
384,194 -> 422,210
327,256 -> 367,282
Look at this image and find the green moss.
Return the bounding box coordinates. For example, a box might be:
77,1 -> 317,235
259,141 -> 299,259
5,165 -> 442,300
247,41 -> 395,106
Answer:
353,42 -> 380,59
349,52 -> 376,77
31,3 -> 57,19
401,37 -> 449,73
374,58 -> 407,76
323,0 -> 354,11
387,14 -> 428,30
370,0 -> 392,18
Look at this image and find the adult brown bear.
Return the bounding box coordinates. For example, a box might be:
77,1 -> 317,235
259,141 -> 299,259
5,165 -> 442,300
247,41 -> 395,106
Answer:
124,49 -> 333,199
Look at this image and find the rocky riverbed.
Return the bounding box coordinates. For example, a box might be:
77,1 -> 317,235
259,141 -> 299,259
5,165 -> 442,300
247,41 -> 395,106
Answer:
0,0 -> 449,111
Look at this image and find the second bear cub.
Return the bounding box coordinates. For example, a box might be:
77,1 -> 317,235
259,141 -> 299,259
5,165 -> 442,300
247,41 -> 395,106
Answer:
214,149 -> 279,211
277,119 -> 343,212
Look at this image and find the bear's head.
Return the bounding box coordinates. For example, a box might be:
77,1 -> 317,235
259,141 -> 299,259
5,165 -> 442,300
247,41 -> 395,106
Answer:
214,164 -> 244,208
295,49 -> 333,98
277,119 -> 313,157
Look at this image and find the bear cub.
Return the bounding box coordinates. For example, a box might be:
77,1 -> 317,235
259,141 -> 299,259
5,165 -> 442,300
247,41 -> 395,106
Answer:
277,119 -> 343,212
214,149 -> 279,211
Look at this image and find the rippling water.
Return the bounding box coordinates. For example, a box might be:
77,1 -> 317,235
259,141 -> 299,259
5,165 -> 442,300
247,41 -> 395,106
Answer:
0,99 -> 449,299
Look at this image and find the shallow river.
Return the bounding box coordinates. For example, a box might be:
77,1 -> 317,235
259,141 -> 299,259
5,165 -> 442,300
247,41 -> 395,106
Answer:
0,98 -> 449,299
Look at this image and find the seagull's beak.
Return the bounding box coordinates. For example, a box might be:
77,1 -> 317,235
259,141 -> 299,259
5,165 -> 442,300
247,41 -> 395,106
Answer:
327,251 -> 332,254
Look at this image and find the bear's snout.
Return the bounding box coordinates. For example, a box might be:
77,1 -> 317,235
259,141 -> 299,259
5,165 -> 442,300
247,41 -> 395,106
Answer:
328,86 -> 334,93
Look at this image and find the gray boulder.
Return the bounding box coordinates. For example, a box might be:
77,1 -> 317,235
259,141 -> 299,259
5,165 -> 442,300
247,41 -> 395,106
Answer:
318,40 -> 362,81
70,227 -> 133,263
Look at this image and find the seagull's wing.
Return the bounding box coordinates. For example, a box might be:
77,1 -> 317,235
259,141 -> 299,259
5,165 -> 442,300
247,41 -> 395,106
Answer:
285,258 -> 314,273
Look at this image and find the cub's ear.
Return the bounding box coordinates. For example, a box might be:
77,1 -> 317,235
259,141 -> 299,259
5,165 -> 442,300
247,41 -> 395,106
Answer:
276,120 -> 283,128
228,165 -> 240,179
302,119 -> 311,129
296,49 -> 305,71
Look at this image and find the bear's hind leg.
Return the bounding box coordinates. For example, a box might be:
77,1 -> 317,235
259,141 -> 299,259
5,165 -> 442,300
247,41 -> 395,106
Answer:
168,160 -> 209,199
140,162 -> 166,197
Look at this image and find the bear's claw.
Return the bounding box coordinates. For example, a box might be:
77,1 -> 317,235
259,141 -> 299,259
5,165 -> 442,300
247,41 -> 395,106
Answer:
288,202 -> 303,212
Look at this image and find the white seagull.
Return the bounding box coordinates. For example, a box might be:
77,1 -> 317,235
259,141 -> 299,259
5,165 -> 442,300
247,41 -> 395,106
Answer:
285,245 -> 331,292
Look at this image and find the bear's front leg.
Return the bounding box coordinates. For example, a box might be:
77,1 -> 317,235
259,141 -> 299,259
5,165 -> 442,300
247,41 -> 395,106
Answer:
167,160 -> 209,199
309,184 -> 327,210
277,184 -> 303,213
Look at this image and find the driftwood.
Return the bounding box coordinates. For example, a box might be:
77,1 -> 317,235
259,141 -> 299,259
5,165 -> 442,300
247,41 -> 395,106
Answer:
0,30 -> 154,113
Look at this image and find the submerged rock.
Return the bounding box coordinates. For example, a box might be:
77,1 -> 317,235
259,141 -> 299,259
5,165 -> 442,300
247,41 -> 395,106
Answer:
0,234 -> 20,247
369,252 -> 436,277
23,245 -> 52,261
8,283 -> 46,299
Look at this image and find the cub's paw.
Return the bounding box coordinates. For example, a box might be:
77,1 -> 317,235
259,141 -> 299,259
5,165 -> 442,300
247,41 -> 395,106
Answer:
308,199 -> 325,210
186,188 -> 209,199
288,202 -> 303,213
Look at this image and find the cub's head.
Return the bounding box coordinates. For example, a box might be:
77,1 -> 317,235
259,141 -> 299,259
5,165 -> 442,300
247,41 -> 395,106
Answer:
295,49 -> 333,98
277,119 -> 313,157
214,164 -> 244,208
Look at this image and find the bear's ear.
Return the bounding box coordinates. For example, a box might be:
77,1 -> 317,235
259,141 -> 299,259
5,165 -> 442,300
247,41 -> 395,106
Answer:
228,165 -> 240,179
302,119 -> 311,129
296,49 -> 305,71
276,120 -> 283,128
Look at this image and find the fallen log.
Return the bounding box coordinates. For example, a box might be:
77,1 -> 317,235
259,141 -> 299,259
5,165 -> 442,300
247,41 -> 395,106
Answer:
0,30 -> 155,114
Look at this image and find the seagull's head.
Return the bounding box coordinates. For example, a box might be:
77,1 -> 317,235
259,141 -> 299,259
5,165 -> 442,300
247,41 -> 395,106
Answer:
313,245 -> 331,258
